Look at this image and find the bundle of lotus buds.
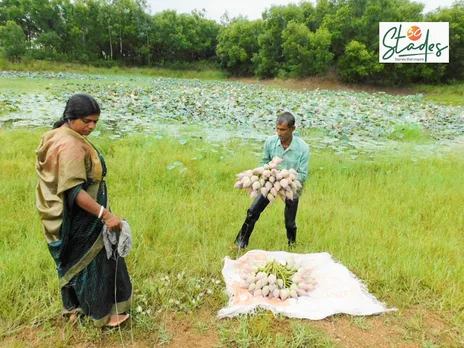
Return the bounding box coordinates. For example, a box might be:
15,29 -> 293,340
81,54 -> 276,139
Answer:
234,157 -> 303,202
240,257 -> 317,300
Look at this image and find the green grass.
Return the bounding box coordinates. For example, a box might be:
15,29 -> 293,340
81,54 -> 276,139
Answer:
0,129 -> 463,346
413,83 -> 464,106
0,58 -> 227,80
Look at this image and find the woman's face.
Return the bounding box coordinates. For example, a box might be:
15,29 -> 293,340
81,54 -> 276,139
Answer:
69,114 -> 100,136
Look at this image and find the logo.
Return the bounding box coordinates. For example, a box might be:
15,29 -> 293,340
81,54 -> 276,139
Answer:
379,22 -> 449,63
406,26 -> 422,41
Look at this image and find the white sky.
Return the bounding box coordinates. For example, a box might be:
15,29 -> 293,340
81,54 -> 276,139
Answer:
145,0 -> 457,21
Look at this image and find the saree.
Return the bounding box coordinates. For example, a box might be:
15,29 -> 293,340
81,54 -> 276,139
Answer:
36,127 -> 132,326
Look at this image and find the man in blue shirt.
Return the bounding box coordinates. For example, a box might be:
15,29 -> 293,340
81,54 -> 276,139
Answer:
235,112 -> 310,248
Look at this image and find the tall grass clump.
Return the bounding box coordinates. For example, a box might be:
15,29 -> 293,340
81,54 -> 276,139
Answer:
0,58 -> 226,80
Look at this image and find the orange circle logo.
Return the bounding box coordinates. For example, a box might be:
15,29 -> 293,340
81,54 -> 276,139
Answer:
407,26 -> 422,41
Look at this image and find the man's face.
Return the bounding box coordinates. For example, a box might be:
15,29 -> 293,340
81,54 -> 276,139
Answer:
276,121 -> 295,143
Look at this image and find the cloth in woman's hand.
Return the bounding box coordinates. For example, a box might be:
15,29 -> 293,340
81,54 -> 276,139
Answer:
102,219 -> 133,259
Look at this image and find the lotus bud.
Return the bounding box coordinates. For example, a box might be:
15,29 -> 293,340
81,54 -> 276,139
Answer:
253,289 -> 262,297
244,170 -> 253,176
297,288 -> 307,296
269,176 -> 276,183
260,187 -> 268,197
268,274 -> 277,284
271,169 -> 279,176
280,169 -> 289,178
306,285 -> 315,292
276,173 -> 283,181
246,274 -> 256,283
280,179 -> 289,188
259,178 -> 266,186
262,170 -> 271,178
234,181 -> 242,188
295,180 -> 302,189
304,276 -> 313,283
286,190 -> 294,201
290,283 -> 299,291
272,289 -> 280,298
268,284 -> 276,292
250,266 -> 259,273
293,275 -> 303,283
252,181 -> 261,191
264,164 -> 270,170
290,290 -> 298,298
252,167 -> 264,175
267,193 -> 275,203
236,172 -> 247,179
250,191 -> 258,199
256,272 -> 266,280
289,168 -> 297,175
261,285 -> 270,296
248,283 -> 256,291
280,289 -> 289,301
270,163 -> 277,169
277,279 -> 284,288
255,279 -> 263,289
288,173 -> 296,180
270,187 -> 278,197
261,277 -> 268,286
250,175 -> 259,183
274,181 -> 281,191
265,182 -> 273,191
242,176 -> 251,187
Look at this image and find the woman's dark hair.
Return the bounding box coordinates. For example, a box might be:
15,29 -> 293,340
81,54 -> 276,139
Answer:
53,93 -> 101,129
276,112 -> 295,127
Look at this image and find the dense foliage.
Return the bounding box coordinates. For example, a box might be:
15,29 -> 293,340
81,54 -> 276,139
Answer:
0,0 -> 463,84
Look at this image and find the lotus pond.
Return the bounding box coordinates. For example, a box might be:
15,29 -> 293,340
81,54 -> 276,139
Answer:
0,71 -> 463,159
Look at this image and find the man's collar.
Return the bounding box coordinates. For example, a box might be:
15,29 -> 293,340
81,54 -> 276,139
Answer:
278,136 -> 295,150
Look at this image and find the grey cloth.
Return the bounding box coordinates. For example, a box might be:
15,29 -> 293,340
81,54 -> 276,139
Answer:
102,219 -> 133,259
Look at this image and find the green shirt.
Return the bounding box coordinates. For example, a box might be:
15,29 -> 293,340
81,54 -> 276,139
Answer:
259,135 -> 310,185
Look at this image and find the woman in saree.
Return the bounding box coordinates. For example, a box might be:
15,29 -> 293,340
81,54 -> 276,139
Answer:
35,93 -> 132,327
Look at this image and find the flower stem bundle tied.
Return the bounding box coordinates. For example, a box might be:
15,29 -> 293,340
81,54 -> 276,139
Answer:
241,257 -> 317,301
234,157 -> 302,202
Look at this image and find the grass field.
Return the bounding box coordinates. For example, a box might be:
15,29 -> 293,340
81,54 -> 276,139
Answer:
0,58 -> 226,80
0,126 -> 463,346
0,61 -> 463,346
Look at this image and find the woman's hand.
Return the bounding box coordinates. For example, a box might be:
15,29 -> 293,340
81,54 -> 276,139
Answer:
102,211 -> 123,231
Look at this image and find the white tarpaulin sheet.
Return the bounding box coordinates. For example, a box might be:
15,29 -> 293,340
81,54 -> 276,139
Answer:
218,250 -> 396,319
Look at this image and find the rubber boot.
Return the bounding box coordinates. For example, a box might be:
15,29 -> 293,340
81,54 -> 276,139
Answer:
286,228 -> 297,247
234,195 -> 269,248
234,214 -> 256,249
284,197 -> 299,246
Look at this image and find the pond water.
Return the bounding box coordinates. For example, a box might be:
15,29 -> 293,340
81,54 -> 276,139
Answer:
1,71 -> 463,158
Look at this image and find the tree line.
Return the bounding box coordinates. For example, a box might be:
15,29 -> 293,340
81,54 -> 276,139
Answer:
0,0 -> 463,84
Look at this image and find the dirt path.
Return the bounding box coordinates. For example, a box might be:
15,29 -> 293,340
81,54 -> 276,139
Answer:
230,76 -> 414,96
3,307 -> 461,347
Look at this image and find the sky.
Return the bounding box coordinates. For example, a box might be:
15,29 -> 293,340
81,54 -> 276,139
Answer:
145,0 -> 457,22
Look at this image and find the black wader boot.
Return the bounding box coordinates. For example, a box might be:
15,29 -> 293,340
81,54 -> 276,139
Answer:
235,194 -> 269,248
284,197 -> 299,246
